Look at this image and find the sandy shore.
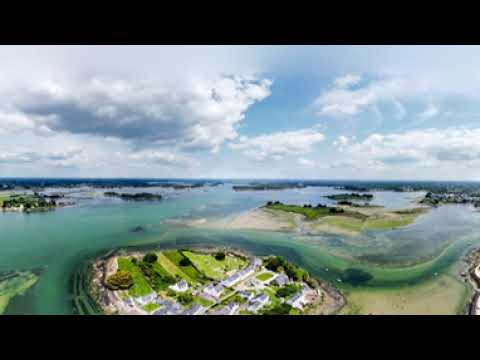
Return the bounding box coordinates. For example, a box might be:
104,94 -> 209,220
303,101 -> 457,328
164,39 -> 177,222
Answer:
188,204 -> 427,237
192,207 -> 300,232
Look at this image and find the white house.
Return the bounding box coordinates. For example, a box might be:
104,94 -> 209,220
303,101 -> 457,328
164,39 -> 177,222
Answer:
247,293 -> 270,312
287,291 -> 307,309
272,273 -> 289,287
238,290 -> 254,301
135,292 -> 157,306
169,280 -> 189,293
183,303 -> 206,315
215,302 -> 239,315
203,284 -> 224,299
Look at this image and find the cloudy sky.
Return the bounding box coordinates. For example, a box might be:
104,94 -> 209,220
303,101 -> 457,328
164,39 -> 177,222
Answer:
2,45 -> 480,180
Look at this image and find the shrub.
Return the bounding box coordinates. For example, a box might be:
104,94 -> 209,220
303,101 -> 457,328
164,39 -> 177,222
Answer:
105,270 -> 133,290
215,252 -> 226,261
276,284 -> 298,298
177,293 -> 193,305
143,252 -> 158,263
263,303 -> 292,315
179,257 -> 191,266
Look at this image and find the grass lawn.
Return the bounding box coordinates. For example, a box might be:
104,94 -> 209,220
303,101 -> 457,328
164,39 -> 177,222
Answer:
163,250 -> 204,282
266,203 -> 332,220
143,302 -> 160,313
193,296 -> 213,307
156,252 -> 195,284
256,272 -> 274,282
182,251 -> 247,280
117,257 -> 153,297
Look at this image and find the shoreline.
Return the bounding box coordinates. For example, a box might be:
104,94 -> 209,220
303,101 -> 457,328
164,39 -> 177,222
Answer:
88,246 -> 346,315
188,204 -> 429,237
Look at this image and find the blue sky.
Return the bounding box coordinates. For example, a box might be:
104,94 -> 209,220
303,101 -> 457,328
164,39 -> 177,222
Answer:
2,45 -> 480,180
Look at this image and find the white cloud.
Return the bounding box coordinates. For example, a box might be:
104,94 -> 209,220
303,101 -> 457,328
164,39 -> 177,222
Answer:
297,158 -> 315,167
335,128 -> 480,169
128,150 -> 199,168
314,76 -> 408,117
334,74 -> 362,88
7,75 -> 272,154
230,128 -> 325,161
333,135 -> 355,151
417,103 -> 439,120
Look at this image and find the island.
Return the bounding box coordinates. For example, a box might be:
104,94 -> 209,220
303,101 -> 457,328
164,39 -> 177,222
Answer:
420,191 -> 480,208
0,193 -> 59,213
89,248 -> 344,315
194,201 -> 427,237
325,193 -> 374,202
104,192 -> 162,201
232,183 -> 306,191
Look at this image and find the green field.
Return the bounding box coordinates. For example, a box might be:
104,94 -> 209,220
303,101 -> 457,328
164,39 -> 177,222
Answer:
156,252 -> 195,283
0,271 -> 39,314
256,272 -> 274,282
142,302 -> 160,313
117,257 -> 153,297
159,250 -> 204,284
183,251 -> 247,280
266,203 -> 336,220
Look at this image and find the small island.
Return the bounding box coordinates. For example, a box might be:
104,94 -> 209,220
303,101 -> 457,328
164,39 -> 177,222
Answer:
232,183 -> 306,191
0,193 -> 59,213
104,192 -> 162,201
325,193 -> 374,202
90,248 -> 341,315
420,191 -> 480,208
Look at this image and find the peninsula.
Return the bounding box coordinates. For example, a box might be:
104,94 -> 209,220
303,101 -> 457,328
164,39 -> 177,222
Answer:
90,248 -> 344,315
195,201 -> 427,236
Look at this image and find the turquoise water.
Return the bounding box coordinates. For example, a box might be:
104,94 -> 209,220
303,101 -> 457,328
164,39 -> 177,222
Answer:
1,184 -> 480,314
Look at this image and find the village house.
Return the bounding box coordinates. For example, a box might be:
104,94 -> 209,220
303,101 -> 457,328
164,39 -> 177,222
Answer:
135,292 -> 157,306
169,279 -> 189,293
272,273 -> 289,287
247,293 -> 269,312
202,283 -> 225,299
183,303 -> 206,315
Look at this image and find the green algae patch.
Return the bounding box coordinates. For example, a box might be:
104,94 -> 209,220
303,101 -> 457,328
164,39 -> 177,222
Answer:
0,271 -> 39,314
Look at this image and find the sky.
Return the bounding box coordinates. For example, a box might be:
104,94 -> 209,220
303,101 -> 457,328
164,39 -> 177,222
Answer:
2,45 -> 480,180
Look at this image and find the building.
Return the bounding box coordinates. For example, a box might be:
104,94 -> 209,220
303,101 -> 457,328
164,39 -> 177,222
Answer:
135,292 -> 157,305
220,257 -> 262,287
213,302 -> 239,315
183,303 -> 206,315
247,293 -> 269,312
272,273 -> 289,287
238,290 -> 254,301
153,301 -> 183,315
202,283 -> 224,299
287,291 -> 307,309
169,280 -> 189,293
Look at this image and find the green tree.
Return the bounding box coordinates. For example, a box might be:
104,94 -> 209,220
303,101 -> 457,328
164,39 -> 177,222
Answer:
215,252 -> 226,261
105,270 -> 134,290
143,252 -> 158,263
177,293 -> 193,305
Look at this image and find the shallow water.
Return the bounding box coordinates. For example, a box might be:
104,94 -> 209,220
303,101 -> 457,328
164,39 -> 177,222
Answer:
1,184 -> 479,314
